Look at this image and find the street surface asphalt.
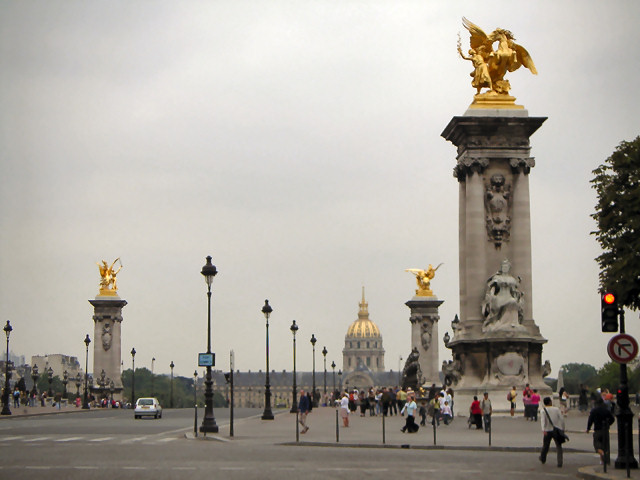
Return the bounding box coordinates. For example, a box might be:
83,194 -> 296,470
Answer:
1,404 -> 640,479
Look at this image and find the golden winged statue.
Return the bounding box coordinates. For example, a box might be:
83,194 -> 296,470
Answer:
406,263 -> 443,297
96,258 -> 123,296
458,18 -> 537,105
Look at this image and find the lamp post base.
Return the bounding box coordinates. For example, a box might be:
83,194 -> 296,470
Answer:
199,422 -> 219,434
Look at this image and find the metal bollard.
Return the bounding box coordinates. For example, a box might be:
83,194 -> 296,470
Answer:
382,412 -> 386,444
296,411 -> 299,443
432,416 -> 437,445
336,408 -> 339,443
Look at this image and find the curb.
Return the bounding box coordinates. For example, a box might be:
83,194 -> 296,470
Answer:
278,441 -> 591,453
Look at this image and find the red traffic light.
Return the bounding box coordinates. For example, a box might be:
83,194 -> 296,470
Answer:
604,293 -> 616,304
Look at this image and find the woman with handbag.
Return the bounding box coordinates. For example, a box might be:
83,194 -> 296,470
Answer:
540,397 -> 566,467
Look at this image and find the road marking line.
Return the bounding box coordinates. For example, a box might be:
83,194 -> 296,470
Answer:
55,437 -> 84,442
89,437 -> 113,442
220,467 -> 247,470
1,436 -> 25,441
122,436 -> 148,443
23,437 -> 51,442
155,437 -> 177,443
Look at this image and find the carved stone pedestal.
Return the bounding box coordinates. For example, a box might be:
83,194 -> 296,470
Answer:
402,296 -> 443,390
88,296 -> 126,402
440,108 -> 552,410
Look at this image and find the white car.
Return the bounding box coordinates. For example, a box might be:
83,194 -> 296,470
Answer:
134,397 -> 162,419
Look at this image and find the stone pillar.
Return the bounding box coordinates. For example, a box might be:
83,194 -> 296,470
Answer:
440,109 -> 550,409
88,297 -> 127,401
405,297 -> 443,387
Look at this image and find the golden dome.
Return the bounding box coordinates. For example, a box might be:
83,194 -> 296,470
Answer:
346,288 -> 381,338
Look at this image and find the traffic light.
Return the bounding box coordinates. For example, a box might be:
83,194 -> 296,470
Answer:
617,384 -> 629,410
601,292 -> 619,332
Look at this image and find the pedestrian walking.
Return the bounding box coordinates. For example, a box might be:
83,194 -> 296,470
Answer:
530,389 -> 540,422
339,392 -> 350,427
481,392 -> 492,432
578,384 -> 589,412
540,397 -> 564,467
508,385 -> 517,417
586,397 -> 615,465
298,389 -> 311,434
400,392 -> 419,433
469,395 -> 483,429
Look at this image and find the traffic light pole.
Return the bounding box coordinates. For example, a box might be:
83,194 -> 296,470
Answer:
615,309 -> 638,471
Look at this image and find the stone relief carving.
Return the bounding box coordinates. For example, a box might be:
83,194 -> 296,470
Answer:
485,173 -> 511,248
453,156 -> 489,181
442,358 -> 463,386
510,157 -> 535,174
491,352 -> 526,383
481,259 -> 526,333
102,322 -> 112,351
420,318 -> 434,350
542,360 -> 552,378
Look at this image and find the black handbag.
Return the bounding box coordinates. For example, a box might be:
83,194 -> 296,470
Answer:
544,407 -> 569,444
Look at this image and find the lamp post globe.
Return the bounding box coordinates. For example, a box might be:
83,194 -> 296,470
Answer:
310,334 -> 317,407
2,320 -> 13,416
130,348 -> 136,406
322,346 -> 328,395
82,334 -> 91,409
289,320 -> 298,413
200,255 -> 219,433
261,299 -> 274,420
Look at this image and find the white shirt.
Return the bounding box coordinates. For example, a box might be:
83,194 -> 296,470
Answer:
541,406 -> 564,432
340,396 -> 349,410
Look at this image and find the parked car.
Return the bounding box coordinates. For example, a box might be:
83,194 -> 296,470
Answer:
134,397 -> 162,419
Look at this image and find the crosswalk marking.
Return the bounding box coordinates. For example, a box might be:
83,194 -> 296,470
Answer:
88,437 -> 113,442
23,437 -> 51,442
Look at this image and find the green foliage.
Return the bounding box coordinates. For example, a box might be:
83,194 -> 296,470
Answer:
121,368 -> 226,408
594,362 -> 621,392
591,135 -> 640,310
560,363 -> 598,393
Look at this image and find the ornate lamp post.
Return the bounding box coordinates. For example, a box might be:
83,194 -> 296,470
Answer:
2,320 -> 12,415
130,348 -> 136,406
62,370 -> 68,399
200,255 -> 219,433
290,320 -> 298,413
74,372 -> 81,398
82,334 -> 91,409
32,365 -> 40,399
193,370 -> 198,437
331,361 -> 336,399
170,361 -> 175,408
310,334 -> 317,407
261,299 -> 274,420
47,367 -> 53,397
109,380 -> 114,406
322,346 -> 328,396
151,357 -> 155,397
338,369 -> 342,393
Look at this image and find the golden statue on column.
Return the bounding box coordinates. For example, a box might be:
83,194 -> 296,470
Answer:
96,258 -> 123,296
406,263 -> 443,297
458,17 -> 537,108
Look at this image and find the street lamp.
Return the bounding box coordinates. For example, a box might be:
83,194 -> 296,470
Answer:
200,255 -> 219,433
32,365 -> 40,400
62,370 -> 69,400
74,372 -> 81,398
2,320 -> 13,416
331,361 -> 336,399
47,367 -> 53,397
322,346 -> 328,396
83,334 -> 91,409
261,299 -> 274,420
310,334 -> 317,407
130,348 -> 136,406
170,361 -> 175,408
151,357 -> 155,397
290,320 -> 298,413
338,369 -> 342,393
109,380 -> 114,406
193,370 -> 198,438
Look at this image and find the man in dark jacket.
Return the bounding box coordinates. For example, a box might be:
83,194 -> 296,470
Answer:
587,397 -> 615,465
298,389 -> 311,433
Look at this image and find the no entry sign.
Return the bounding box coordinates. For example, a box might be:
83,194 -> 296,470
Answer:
607,334 -> 639,364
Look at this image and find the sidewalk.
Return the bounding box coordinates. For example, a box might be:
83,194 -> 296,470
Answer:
189,407 -> 640,480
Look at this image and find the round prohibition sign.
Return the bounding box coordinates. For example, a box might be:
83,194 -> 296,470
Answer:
607,334 -> 639,364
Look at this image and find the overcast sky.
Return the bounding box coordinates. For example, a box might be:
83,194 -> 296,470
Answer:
1,1 -> 639,379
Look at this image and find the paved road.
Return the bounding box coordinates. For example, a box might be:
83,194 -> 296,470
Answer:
1,406 -> 639,479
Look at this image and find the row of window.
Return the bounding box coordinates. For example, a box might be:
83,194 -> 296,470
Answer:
347,357 -> 381,368
348,341 -> 380,349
